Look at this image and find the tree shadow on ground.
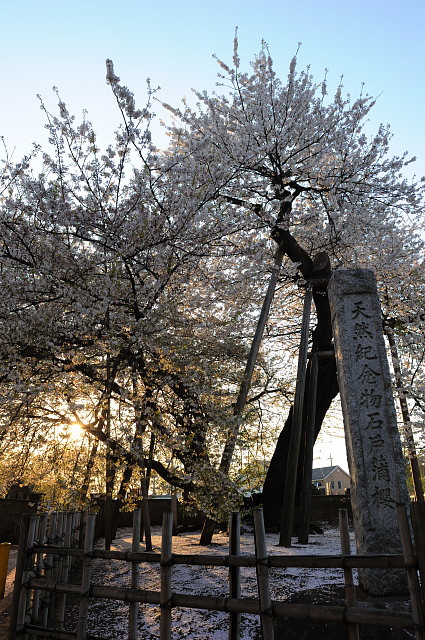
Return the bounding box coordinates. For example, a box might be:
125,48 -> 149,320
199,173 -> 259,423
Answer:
271,585 -> 414,640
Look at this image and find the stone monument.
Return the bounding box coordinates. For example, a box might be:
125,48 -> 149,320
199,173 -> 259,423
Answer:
328,268 -> 409,595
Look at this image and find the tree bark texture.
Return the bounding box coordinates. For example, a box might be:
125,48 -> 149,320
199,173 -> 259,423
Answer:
261,260 -> 339,529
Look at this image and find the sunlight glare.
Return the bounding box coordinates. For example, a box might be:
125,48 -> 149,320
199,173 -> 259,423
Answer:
67,419 -> 84,442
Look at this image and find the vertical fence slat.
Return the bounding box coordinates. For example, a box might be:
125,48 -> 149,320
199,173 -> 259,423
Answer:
14,512 -> 38,640
56,512 -> 73,629
128,508 -> 142,640
228,512 -> 241,640
53,512 -> 64,581
160,512 -> 173,640
77,512 -> 96,640
29,513 -> 48,638
397,503 -> 425,640
338,509 -> 359,640
253,508 -> 275,640
8,514 -> 33,640
71,511 -> 82,575
41,511 -> 57,629
49,512 -> 65,628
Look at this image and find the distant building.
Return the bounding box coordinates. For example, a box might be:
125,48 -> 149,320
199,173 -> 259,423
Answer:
312,465 -> 350,495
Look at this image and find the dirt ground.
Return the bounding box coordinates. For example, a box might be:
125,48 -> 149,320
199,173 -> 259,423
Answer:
274,585 -> 415,639
0,593 -> 13,640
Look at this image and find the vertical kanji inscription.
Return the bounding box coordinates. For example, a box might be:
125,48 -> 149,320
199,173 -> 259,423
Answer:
329,269 -> 409,596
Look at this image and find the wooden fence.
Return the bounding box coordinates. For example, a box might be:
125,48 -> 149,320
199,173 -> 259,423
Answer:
8,505 -> 425,640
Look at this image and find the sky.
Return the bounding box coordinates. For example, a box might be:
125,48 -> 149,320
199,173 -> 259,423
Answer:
1,0 -> 424,469
1,0 -> 424,178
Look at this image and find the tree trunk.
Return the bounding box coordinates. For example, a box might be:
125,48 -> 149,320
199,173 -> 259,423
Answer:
262,274 -> 339,529
78,439 -> 99,505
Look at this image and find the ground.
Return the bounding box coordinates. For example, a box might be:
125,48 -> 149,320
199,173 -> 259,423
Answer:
275,585 -> 414,639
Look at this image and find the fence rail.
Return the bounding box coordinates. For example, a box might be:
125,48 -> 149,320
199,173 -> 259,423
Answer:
8,505 -> 425,640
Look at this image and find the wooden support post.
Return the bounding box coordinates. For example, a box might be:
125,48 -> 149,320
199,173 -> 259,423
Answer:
339,509 -> 359,640
76,512 -> 96,640
298,350 -> 335,544
280,285 -> 312,547
253,508 -> 275,640
298,351 -> 318,544
201,247 -> 285,546
160,512 -> 173,640
129,508 -> 142,640
228,512 -> 241,640
397,503 -> 425,640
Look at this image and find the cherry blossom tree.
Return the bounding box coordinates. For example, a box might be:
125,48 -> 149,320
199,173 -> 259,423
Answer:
161,36 -> 425,528
0,39 -> 423,530
0,73 -> 285,518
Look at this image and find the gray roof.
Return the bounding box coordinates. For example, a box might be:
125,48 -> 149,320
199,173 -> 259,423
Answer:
312,465 -> 350,481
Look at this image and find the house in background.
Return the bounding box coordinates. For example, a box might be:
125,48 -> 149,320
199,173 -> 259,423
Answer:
312,465 -> 351,495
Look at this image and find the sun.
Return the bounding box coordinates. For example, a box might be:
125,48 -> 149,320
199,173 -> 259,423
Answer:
66,419 -> 85,442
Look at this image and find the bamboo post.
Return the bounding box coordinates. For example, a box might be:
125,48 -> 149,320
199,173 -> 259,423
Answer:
16,514 -> 37,637
160,512 -> 173,640
8,514 -> 33,640
56,512 -> 73,629
76,512 -> 96,640
48,511 -> 65,627
129,508 -> 142,640
54,512 -> 65,581
253,507 -> 275,640
397,503 -> 425,640
338,509 -> 359,640
40,511 -> 57,628
280,285 -> 313,547
228,512 -> 241,640
72,511 -> 82,562
30,513 -> 48,630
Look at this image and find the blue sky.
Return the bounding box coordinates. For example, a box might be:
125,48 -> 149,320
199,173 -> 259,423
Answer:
1,0 -> 424,180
